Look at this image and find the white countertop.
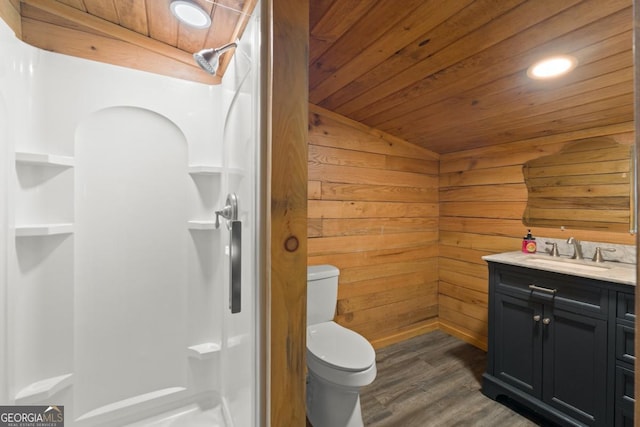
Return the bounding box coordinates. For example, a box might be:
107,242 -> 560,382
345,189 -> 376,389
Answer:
482,251 -> 636,286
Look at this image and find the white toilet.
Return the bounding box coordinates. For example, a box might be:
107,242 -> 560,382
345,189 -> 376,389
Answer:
306,265 -> 377,427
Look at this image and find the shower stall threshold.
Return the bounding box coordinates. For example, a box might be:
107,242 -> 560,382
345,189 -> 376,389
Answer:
75,387 -> 187,424
74,389 -> 229,427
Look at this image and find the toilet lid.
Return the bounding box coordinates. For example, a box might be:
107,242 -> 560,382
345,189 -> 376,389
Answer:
307,322 -> 375,372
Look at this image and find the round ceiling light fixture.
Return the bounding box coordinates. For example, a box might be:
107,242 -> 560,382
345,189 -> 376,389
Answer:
527,55 -> 578,80
170,0 -> 212,29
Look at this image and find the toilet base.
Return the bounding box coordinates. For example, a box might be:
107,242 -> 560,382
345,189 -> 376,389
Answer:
306,371 -> 364,427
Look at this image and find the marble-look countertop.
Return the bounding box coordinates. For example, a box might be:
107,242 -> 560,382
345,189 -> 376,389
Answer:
482,251 -> 636,286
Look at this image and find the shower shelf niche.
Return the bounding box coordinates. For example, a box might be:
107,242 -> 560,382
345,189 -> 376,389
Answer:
15,151 -> 75,168
15,223 -> 74,237
187,342 -> 221,360
15,373 -> 73,404
14,151 -> 75,237
188,165 -> 223,175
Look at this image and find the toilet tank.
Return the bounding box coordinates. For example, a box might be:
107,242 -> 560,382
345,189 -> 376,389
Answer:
307,265 -> 340,326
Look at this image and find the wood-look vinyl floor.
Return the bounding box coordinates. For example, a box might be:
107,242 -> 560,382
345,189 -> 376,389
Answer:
360,330 -> 554,427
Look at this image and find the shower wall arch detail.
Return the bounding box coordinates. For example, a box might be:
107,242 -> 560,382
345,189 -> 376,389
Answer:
9,104 -> 230,424
74,106 -> 216,421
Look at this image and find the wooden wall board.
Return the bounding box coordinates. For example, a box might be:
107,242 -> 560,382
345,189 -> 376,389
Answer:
268,0 -> 308,425
308,104 -> 440,349
439,125 -> 635,349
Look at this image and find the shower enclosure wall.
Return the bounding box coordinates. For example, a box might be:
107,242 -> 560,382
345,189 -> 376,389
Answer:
0,9 -> 260,427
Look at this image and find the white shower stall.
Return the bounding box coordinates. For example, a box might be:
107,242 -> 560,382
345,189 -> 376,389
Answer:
0,6 -> 261,427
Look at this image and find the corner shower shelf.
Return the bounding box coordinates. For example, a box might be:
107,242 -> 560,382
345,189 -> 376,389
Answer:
187,220 -> 217,230
187,342 -> 221,360
188,165 -> 223,175
15,373 -> 73,404
15,152 -> 75,168
15,223 -> 74,237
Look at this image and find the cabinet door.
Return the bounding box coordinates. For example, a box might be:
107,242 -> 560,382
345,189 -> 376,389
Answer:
494,293 -> 543,397
543,308 -> 607,426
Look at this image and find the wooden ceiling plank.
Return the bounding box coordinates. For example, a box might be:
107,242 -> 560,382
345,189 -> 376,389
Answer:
327,0 -> 593,117
309,0 -> 440,93
202,2 -> 239,49
312,0 -> 525,108
416,52 -> 633,135
310,0 -> 475,101
403,79 -> 633,144
352,1 -> 631,128
22,0 -> 197,66
20,16 -> 220,84
176,0 -> 214,53
83,0 -> 119,25
21,2 -> 118,38
309,0 -> 337,36
406,64 -> 633,141
146,0 -> 178,47
377,34 -> 632,138
430,52 -> 631,124
309,0 -> 376,65
423,87 -> 634,141
311,1 -> 427,96
56,0 -> 87,11
113,0 -> 148,36
423,94 -> 634,153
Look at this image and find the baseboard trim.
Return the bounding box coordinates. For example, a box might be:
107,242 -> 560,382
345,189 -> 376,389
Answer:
438,321 -> 487,351
370,320 -> 439,349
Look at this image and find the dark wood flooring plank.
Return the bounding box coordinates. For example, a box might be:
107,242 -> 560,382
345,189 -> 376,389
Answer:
360,330 -> 546,427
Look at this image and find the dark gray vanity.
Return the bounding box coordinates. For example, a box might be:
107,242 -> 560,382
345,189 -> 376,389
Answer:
482,251 -> 635,427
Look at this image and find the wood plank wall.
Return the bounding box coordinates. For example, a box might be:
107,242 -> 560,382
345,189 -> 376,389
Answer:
439,123 -> 635,350
308,104 -> 440,349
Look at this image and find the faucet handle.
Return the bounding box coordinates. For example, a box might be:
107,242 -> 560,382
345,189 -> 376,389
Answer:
545,241 -> 560,257
214,193 -> 239,229
592,247 -> 616,263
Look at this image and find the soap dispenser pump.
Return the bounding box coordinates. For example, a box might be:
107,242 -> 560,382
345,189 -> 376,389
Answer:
522,229 -> 537,253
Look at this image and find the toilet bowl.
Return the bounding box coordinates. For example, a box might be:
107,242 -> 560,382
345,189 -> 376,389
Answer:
306,265 -> 377,427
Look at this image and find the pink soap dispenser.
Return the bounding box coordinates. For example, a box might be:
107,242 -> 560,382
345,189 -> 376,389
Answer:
522,230 -> 537,253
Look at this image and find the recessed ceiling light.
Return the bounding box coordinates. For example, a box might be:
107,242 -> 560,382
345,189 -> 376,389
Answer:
170,0 -> 212,29
527,55 -> 578,80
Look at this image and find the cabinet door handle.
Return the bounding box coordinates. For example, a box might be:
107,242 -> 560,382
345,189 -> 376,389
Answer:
533,315 -> 541,322
542,318 -> 551,325
528,284 -> 557,295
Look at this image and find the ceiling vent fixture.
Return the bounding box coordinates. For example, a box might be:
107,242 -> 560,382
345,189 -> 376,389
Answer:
527,55 -> 578,80
170,0 -> 212,29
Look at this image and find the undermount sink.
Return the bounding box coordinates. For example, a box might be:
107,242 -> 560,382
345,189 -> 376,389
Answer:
524,257 -> 611,272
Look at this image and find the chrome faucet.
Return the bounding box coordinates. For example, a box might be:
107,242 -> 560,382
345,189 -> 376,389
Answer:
566,237 -> 583,260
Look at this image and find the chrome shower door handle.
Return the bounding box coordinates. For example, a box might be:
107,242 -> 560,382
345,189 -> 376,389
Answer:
216,193 -> 241,313
229,220 -> 241,313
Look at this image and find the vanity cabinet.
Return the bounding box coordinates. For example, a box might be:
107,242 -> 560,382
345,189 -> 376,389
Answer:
614,292 -> 635,426
483,262 -> 634,427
